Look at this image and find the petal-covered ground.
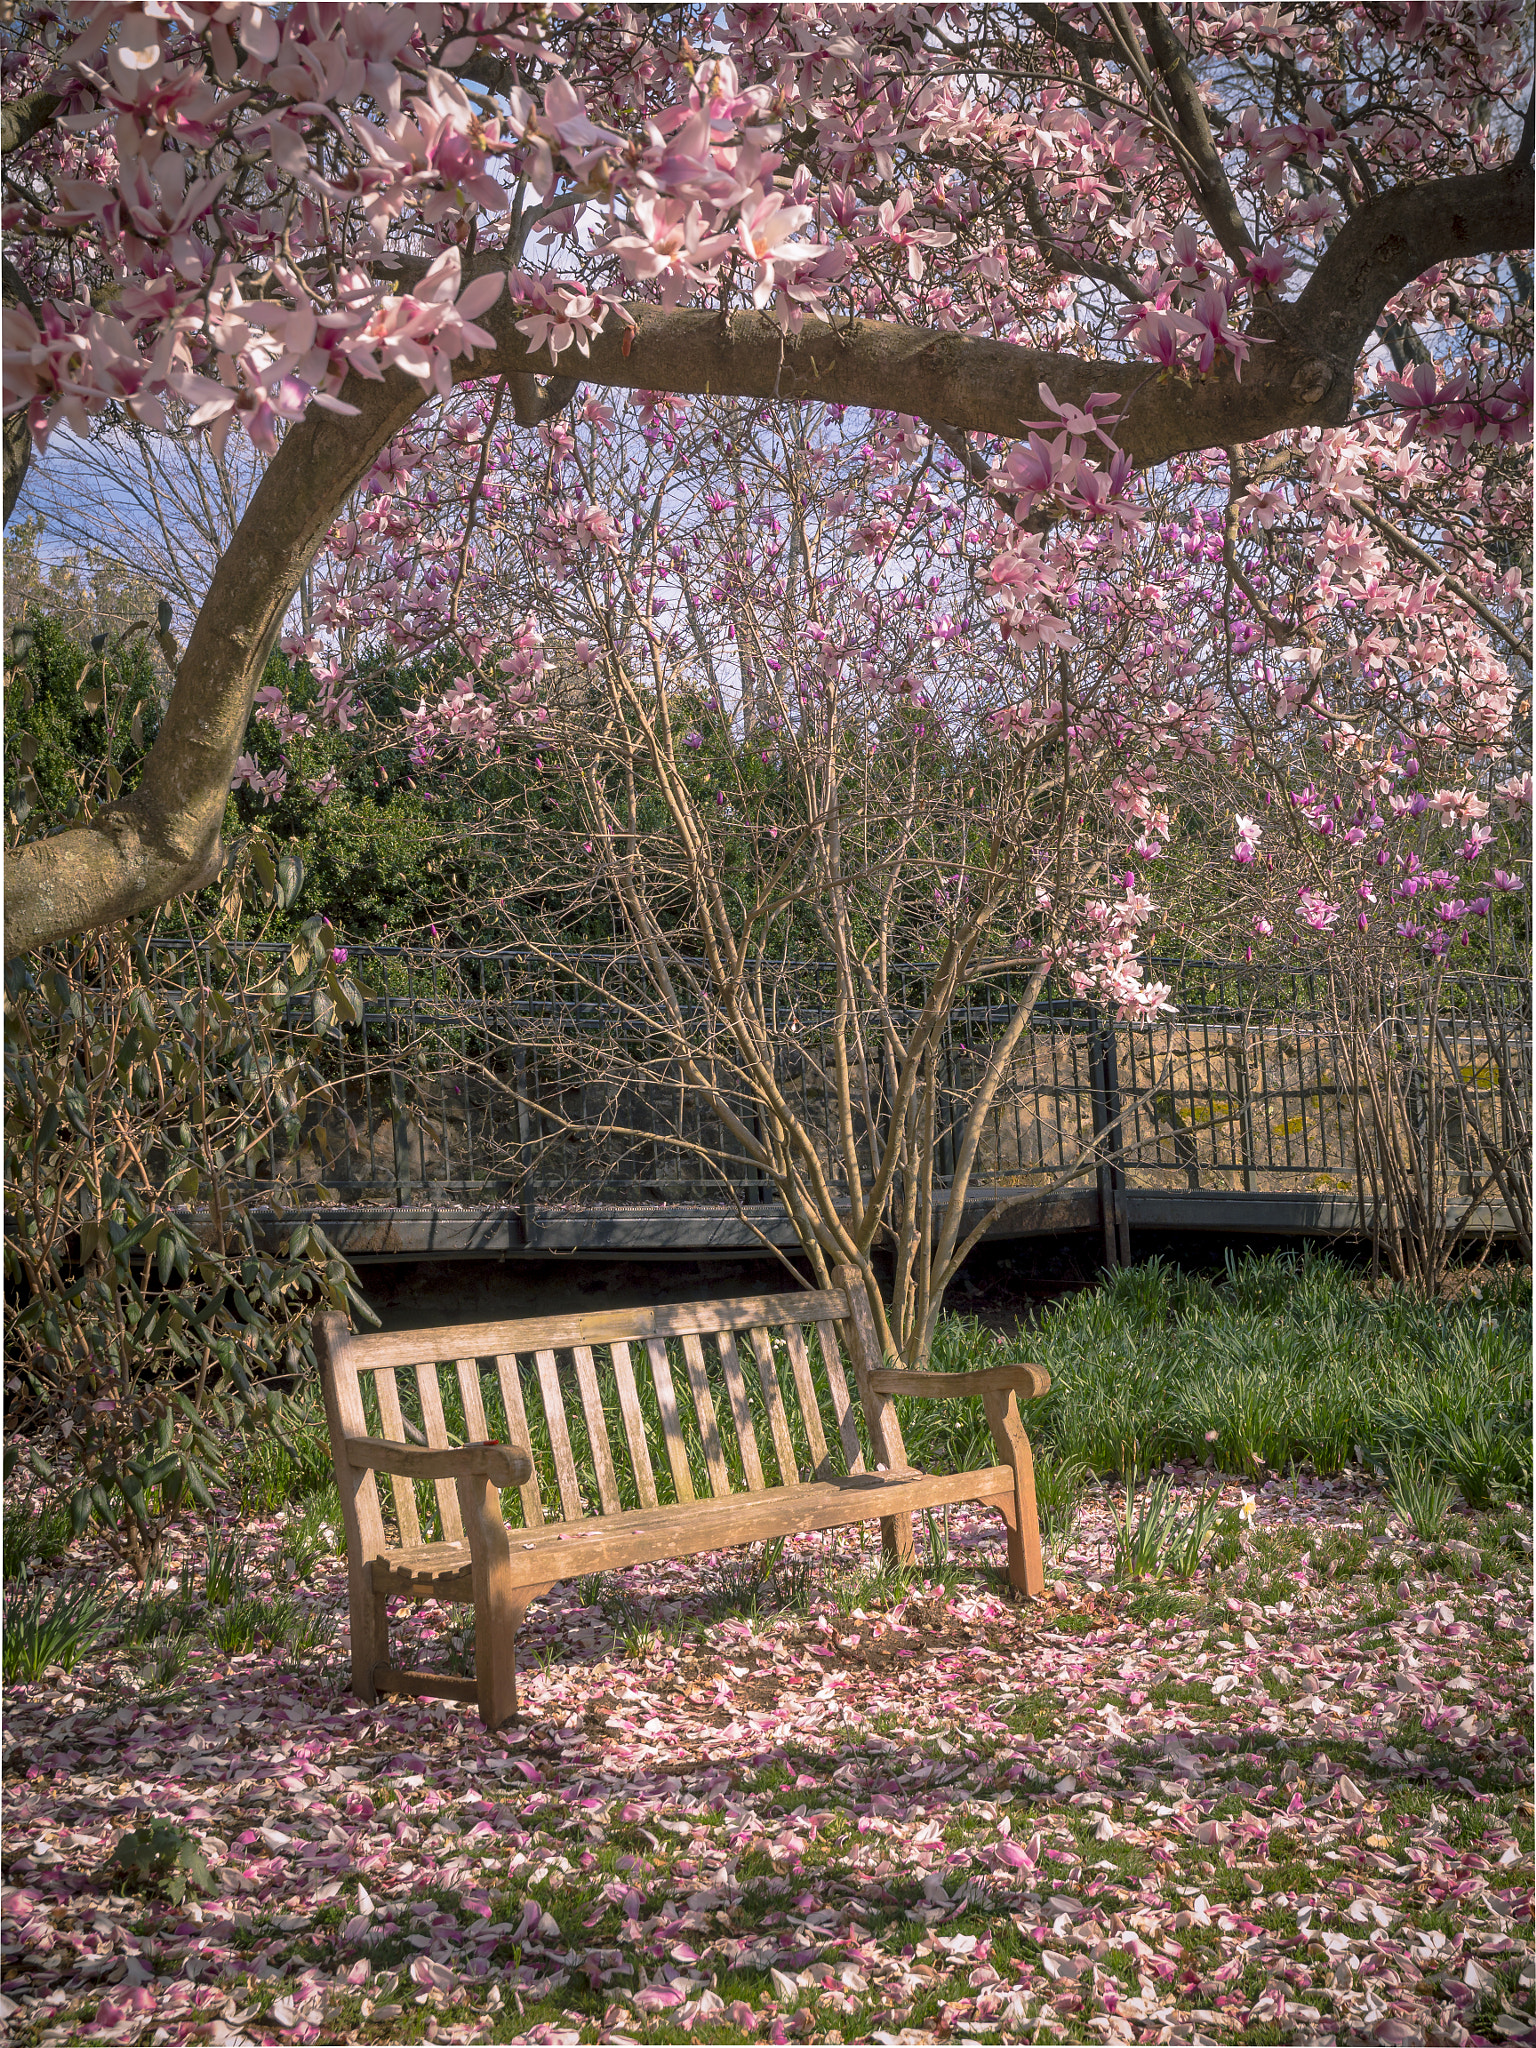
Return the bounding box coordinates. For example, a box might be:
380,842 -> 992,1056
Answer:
3,1474 -> 1531,2048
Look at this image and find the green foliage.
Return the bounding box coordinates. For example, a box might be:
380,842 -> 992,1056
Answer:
202,1533 -> 253,1608
3,1497 -> 71,1580
4,607 -> 162,836
240,1388 -> 337,1513
106,1821 -> 215,1906
113,1577 -> 198,1685
877,1254 -> 1530,1509
280,1496 -> 344,1582
206,1593 -> 298,1655
1112,1469 -> 1223,1581
229,651 -> 524,945
151,1637 -> 192,1686
707,1535 -> 814,1619
1372,1321 -> 1532,1505
1387,1462 -> 1458,1542
3,1576 -> 117,1680
284,1605 -> 331,1658
1026,1251 -> 1529,1483
1034,1453 -> 1087,1555
4,828 -> 378,1579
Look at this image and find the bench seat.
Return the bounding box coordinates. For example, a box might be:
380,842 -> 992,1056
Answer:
318,1263 -> 1049,1729
370,1461 -> 1016,1601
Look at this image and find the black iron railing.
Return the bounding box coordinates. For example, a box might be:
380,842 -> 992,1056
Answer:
137,944 -> 1531,1217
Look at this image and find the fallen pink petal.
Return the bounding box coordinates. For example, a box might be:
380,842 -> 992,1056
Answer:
5,1410 -> 1532,2047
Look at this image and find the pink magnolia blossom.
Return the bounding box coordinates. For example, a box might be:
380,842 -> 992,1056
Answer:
1296,890 -> 1340,931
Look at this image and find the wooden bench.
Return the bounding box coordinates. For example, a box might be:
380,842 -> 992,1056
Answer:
316,1265 -> 1049,1730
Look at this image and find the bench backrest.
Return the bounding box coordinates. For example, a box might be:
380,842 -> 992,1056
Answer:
319,1273 -> 908,1550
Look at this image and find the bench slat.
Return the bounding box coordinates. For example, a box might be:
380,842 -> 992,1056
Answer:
371,1542 -> 473,1599
493,1464 -> 1013,1582
494,1354 -> 544,1527
716,1331 -> 766,1491
318,1273 -> 1050,1738
573,1345 -> 622,1516
748,1325 -> 800,1485
371,1367 -> 423,1549
333,1289 -> 851,1373
782,1322 -> 830,1474
414,1361 -> 465,1543
535,1349 -> 585,1521
456,1357 -> 490,1441
813,1320 -> 866,1475
610,1341 -> 658,1510
645,1338 -> 695,1503
680,1332 -> 732,1498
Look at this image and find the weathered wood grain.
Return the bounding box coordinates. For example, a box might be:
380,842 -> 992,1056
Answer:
321,1279 -> 1050,1734
493,1353 -> 544,1527
413,1360 -> 465,1544
610,1340 -> 659,1509
370,1366 -> 423,1550
679,1331 -> 731,1498
866,1364 -> 1051,1402
534,1348 -> 584,1522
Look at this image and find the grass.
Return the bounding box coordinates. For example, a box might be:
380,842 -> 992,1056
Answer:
238,1387 -> 339,1512
1112,1468 -> 1224,1581
3,1575 -> 118,1679
1034,1453 -> 1086,1554
206,1591 -> 303,1655
202,1530 -> 253,1606
918,1248 -> 1531,1490
41,1248 -> 1519,1568
4,1250 -> 1526,1709
280,1495 -> 345,1580
706,1535 -> 817,1620
1387,1460 -> 1458,1541
3,1495 -> 72,1580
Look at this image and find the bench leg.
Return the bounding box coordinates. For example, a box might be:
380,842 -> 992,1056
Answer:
879,1511 -> 916,1569
348,1568 -> 390,1705
474,1582 -> 552,1731
983,1390 -> 1045,1599
474,1597 -> 519,1732
457,1472 -> 533,1732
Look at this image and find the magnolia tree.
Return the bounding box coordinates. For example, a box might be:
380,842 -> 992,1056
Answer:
3,3 -> 1531,1336
3,0 -> 1530,961
222,360 -> 1527,1345
388,391 -> 1226,1363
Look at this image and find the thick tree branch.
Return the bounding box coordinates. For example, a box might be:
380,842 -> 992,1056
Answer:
4,369 -> 425,958
454,154 -> 1531,468
3,258 -> 37,524
0,88 -> 60,158
1130,3 -> 1257,266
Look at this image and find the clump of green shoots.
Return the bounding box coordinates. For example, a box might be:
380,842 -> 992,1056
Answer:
1113,1469 -> 1223,1582
1388,1461 -> 1458,1542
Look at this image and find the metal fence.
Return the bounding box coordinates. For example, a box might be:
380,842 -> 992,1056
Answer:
141,944 -> 1531,1219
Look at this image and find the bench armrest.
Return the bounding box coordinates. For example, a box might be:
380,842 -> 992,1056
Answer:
865,1364 -> 1051,1403
343,1435 -> 533,1491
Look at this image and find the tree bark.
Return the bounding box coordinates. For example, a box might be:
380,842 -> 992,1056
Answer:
5,369 -> 426,956
5,151 -> 1530,958
3,258 -> 40,525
